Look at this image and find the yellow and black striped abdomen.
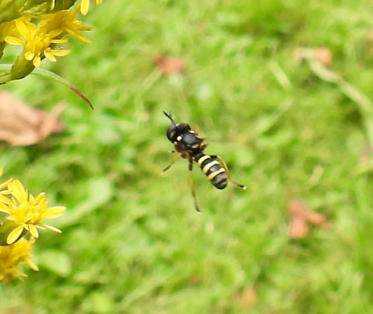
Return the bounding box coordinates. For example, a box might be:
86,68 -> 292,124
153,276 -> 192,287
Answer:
195,154 -> 227,189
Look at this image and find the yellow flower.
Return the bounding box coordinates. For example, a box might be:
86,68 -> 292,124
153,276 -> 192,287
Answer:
40,6 -> 93,43
0,19 -> 18,42
0,238 -> 38,283
0,179 -> 65,245
81,0 -> 104,16
4,19 -> 70,67
0,170 -> 12,205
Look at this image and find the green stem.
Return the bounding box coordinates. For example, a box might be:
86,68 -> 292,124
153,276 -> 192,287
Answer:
0,42 -> 5,60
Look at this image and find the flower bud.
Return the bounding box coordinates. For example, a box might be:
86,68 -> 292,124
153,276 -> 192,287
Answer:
0,53 -> 35,84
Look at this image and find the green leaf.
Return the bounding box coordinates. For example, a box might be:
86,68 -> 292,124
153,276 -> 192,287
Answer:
0,64 -> 93,109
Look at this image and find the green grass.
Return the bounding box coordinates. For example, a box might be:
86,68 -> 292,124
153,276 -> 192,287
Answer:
1,0 -> 373,312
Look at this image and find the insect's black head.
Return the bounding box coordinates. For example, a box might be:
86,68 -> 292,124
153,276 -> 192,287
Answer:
163,111 -> 191,142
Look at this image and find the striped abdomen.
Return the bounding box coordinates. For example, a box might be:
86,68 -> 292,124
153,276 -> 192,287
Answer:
195,154 -> 227,189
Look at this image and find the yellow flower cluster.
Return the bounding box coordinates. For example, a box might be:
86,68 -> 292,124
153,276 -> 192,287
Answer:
0,169 -> 65,282
0,0 -> 103,84
0,238 -> 38,283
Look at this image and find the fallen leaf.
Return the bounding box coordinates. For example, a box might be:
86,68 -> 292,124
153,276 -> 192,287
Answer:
153,55 -> 185,75
289,216 -> 309,239
0,91 -> 64,146
293,47 -> 332,67
289,199 -> 328,239
312,48 -> 332,67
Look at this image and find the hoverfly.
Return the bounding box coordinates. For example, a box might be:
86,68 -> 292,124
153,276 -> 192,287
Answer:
163,112 -> 246,212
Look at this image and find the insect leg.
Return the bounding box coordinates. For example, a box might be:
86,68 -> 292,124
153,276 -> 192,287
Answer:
162,153 -> 181,172
212,155 -> 246,190
188,158 -> 200,212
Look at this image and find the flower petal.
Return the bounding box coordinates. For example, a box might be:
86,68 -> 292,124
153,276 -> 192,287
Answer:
81,0 -> 90,15
26,258 -> 39,271
15,20 -> 30,39
0,194 -> 11,205
44,51 -> 56,62
33,192 -> 46,203
66,29 -> 91,43
49,30 -> 63,38
39,223 -> 62,233
4,36 -> 24,46
50,49 -> 70,57
33,56 -> 41,67
0,207 -> 10,214
0,178 -> 12,190
24,51 -> 35,61
42,206 -> 66,217
9,180 -> 28,203
50,38 -> 66,44
28,224 -> 39,238
7,225 -> 24,244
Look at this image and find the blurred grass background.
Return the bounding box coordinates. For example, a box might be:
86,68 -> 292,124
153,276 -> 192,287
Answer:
1,0 -> 373,312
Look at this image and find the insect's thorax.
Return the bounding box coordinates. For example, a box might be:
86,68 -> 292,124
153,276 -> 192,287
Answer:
173,130 -> 205,158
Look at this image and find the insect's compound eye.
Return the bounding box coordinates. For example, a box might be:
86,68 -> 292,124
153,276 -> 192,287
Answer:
166,123 -> 191,141
166,124 -> 177,141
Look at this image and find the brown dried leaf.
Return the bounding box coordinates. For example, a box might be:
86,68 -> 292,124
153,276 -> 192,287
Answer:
289,216 -> 309,239
0,91 -> 64,146
288,199 -> 328,239
312,48 -> 332,67
293,47 -> 332,67
153,55 -> 185,75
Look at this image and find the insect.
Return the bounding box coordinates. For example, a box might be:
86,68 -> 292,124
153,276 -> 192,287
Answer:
162,111 -> 246,212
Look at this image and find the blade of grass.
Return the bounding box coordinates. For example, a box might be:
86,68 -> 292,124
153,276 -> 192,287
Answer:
299,55 -> 373,145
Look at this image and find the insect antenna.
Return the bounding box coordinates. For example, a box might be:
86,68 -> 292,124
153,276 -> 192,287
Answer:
163,111 -> 175,125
